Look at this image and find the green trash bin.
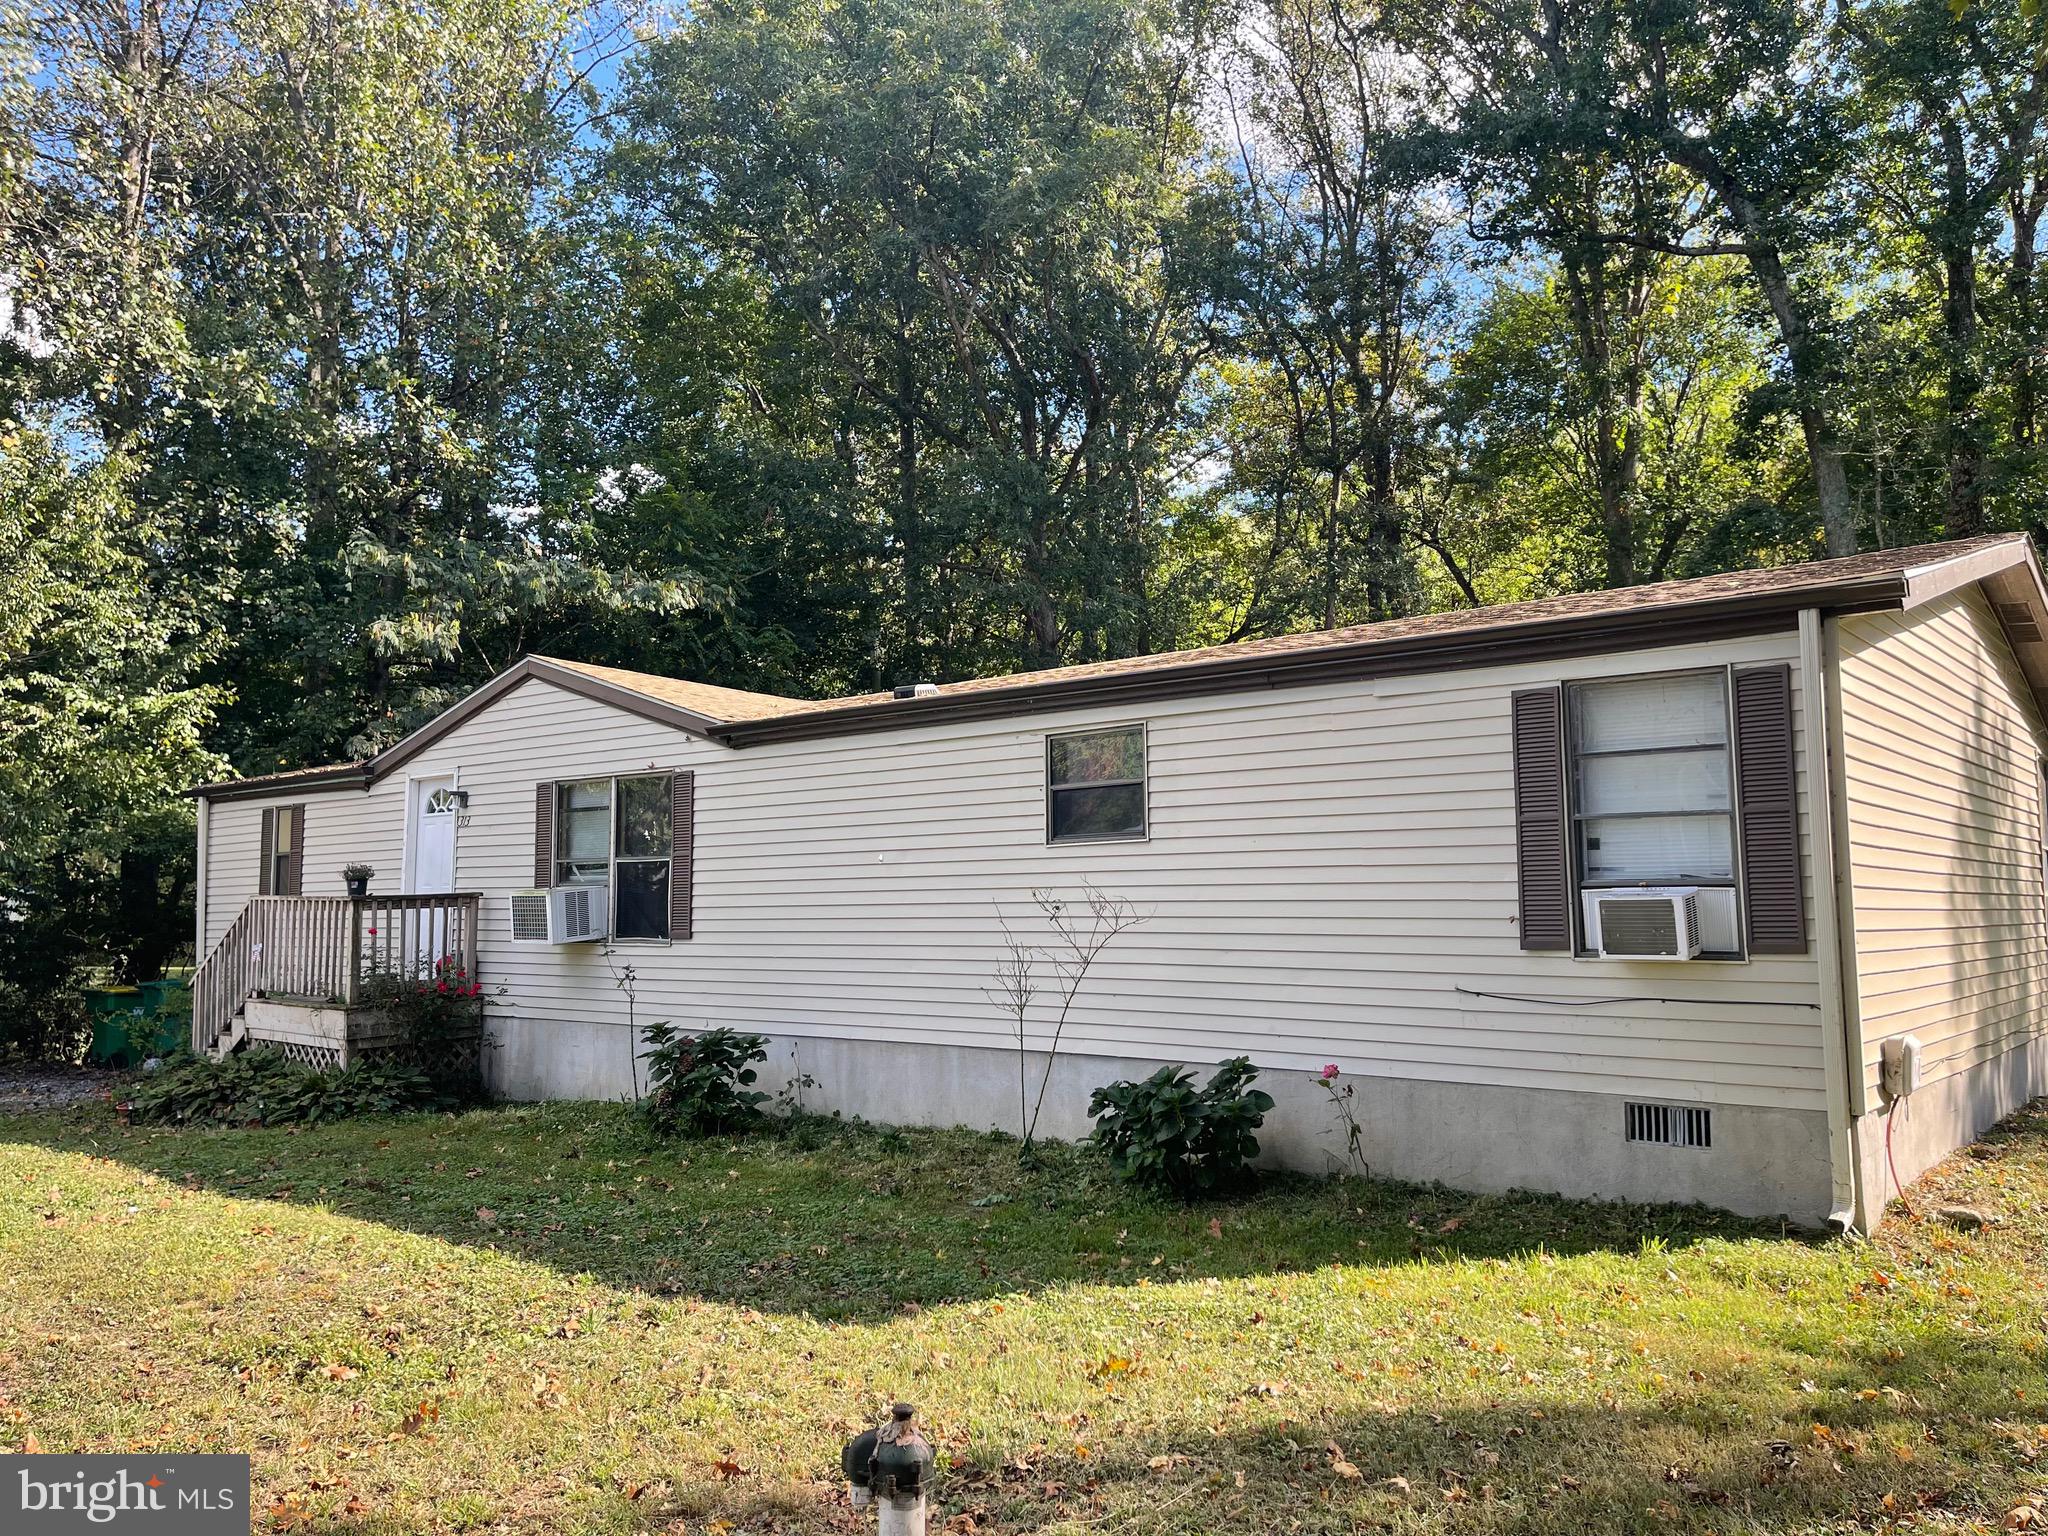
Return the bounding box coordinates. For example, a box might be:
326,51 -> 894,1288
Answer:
87,982 -> 189,1066
85,987 -> 153,1067
137,979 -> 191,1059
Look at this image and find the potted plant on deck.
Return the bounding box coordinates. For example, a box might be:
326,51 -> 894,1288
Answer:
341,863 -> 375,898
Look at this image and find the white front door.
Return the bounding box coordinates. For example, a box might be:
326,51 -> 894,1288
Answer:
410,777 -> 458,894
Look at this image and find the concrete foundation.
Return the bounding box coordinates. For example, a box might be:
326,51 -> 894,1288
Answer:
486,1013 -> 1835,1223
1855,1032 -> 2048,1219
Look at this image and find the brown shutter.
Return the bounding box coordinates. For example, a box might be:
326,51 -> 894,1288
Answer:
1511,687 -> 1573,951
670,770 -> 695,941
285,805 -> 306,896
533,783 -> 555,888
258,808 -> 275,895
1734,664 -> 1806,955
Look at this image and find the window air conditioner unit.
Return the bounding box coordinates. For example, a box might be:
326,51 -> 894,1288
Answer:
1593,887 -> 1703,960
508,886 -> 609,945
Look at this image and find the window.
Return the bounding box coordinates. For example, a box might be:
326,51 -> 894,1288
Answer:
1047,725 -> 1147,843
613,776 -> 673,941
269,806 -> 295,895
556,779 -> 612,885
554,775 -> 672,939
1568,671 -> 1735,888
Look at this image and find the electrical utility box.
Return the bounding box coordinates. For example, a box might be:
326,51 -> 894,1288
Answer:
1879,1035 -> 1924,1101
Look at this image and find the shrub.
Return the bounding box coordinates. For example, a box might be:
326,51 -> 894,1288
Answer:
359,956 -> 488,1101
641,1025 -> 769,1137
123,1050 -> 445,1126
1087,1056 -> 1275,1197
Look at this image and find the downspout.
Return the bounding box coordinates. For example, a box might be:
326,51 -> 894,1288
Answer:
194,793 -> 210,966
1798,608 -> 1868,1231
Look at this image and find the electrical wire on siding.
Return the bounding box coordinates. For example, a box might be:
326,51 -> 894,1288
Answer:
1456,986 -> 1821,1010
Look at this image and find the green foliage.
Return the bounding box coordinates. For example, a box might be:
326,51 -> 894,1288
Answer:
640,1025 -> 770,1138
0,430 -> 225,1058
1087,1056 -> 1275,1197
357,957 -> 489,1102
613,0 -> 1237,681
10,0 -> 2048,1061
121,1051 -> 444,1127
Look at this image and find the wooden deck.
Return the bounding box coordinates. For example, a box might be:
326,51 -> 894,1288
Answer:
193,893 -> 482,1058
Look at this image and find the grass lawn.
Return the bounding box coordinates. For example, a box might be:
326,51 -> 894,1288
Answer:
3,1099 -> 2047,1534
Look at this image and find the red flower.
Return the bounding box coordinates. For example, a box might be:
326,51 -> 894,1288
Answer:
436,980 -> 449,994
367,926 -> 378,937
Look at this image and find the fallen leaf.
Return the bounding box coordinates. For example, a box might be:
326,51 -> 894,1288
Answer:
397,1401 -> 438,1435
712,1456 -> 747,1481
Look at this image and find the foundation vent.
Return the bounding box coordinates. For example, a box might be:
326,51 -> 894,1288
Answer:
1624,1101 -> 1713,1150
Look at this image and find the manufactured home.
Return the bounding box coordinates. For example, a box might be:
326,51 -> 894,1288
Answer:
189,534 -> 2048,1229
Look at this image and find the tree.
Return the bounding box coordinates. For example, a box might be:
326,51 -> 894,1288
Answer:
613,0 -> 1236,682
1223,0 -> 1454,622
1844,0 -> 2048,534
1412,0 -> 1691,586
0,428 -> 225,1055
1607,0 -> 1864,555
1441,256 -> 1790,592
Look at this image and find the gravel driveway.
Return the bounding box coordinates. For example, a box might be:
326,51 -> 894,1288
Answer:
0,1065 -> 119,1113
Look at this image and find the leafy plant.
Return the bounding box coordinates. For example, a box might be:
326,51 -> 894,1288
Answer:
123,1050 -> 443,1126
358,956 -> 490,1101
641,1025 -> 770,1137
1087,1056 -> 1275,1197
1318,1063 -> 1369,1178
341,863 -> 375,881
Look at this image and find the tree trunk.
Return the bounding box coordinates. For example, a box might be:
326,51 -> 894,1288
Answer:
1943,242 -> 1985,535
1663,139 -> 1859,554
1938,121 -> 1985,535
2011,190 -> 2042,451
1750,249 -> 1857,556
1363,438 -> 1402,620
894,316 -> 922,671
1322,470 -> 1343,630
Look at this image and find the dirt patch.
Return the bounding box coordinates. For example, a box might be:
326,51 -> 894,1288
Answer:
0,1065 -> 119,1112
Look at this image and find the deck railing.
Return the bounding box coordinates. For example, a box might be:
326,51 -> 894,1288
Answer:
193,893 -> 482,1055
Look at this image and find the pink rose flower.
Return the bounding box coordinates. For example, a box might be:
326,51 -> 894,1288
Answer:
1319,1063 -> 1340,1083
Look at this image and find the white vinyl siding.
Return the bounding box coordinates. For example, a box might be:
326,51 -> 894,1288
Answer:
202,790 -> 402,956
1837,589 -> 2048,1096
200,627 -> 1825,1110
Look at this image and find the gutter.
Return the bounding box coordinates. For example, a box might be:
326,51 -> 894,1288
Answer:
187,762 -> 374,802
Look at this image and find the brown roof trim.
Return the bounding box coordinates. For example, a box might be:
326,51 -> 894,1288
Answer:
189,534 -> 2043,786
715,588 -> 1897,748
188,762 -> 372,802
364,656 -> 730,784
193,657 -> 734,800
